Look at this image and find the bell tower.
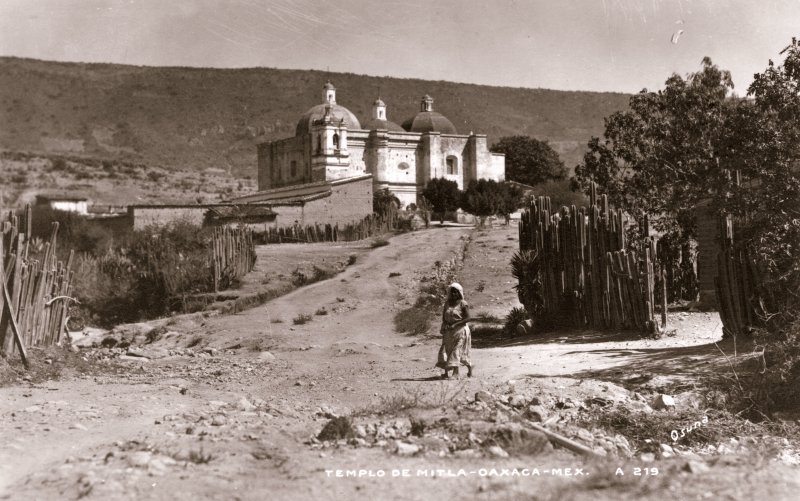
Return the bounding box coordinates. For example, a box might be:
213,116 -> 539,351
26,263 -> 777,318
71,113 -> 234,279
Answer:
372,98 -> 387,120
420,94 -> 434,112
323,81 -> 336,105
310,84 -> 350,182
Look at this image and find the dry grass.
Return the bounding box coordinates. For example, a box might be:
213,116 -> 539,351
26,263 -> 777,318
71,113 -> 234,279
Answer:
293,313 -> 313,325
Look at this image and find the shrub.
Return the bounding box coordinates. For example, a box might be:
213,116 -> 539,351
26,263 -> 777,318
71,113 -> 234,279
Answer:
393,305 -> 432,335
371,237 -> 389,248
293,313 -> 312,325
67,220 -> 218,325
503,307 -> 530,336
187,448 -> 214,464
51,157 -> 68,171
317,417 -> 355,441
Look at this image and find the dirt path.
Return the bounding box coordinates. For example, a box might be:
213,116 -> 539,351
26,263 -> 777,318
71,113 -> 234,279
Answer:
1,225 -> 795,501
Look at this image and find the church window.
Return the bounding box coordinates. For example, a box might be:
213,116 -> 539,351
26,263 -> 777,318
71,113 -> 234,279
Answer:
446,156 -> 458,175
333,133 -> 340,150
316,135 -> 322,154
290,161 -> 297,177
398,162 -> 410,170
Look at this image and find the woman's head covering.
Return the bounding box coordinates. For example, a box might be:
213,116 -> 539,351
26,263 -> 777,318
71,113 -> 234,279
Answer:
449,282 -> 464,299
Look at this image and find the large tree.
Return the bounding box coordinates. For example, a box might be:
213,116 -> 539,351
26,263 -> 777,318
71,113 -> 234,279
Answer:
421,178 -> 461,224
722,40 -> 800,320
572,57 -> 735,239
490,136 -> 567,186
461,179 -> 522,225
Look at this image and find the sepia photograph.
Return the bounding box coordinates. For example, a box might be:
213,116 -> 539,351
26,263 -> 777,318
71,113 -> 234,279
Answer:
0,1 -> 799,499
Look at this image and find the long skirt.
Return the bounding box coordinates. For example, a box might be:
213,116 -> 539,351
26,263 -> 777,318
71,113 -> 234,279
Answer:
436,325 -> 471,369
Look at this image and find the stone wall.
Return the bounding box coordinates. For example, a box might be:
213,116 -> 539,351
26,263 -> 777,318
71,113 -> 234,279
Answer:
258,135 -> 310,190
301,176 -> 373,226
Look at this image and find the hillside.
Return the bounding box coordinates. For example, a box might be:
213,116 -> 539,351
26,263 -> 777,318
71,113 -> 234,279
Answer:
0,57 -> 630,178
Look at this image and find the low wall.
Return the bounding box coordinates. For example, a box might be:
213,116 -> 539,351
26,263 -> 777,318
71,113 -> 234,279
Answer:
129,176 -> 373,230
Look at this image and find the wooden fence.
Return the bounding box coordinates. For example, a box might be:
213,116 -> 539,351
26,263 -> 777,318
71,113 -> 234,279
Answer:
715,215 -> 762,338
518,188 -> 664,334
255,212 -> 396,245
211,226 -> 256,292
1,207 -> 74,366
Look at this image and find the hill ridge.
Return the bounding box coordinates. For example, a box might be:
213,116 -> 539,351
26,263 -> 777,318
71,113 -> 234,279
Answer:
0,56 -> 630,177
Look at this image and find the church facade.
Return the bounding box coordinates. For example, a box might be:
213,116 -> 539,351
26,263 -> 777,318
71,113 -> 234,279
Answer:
255,82 -> 505,208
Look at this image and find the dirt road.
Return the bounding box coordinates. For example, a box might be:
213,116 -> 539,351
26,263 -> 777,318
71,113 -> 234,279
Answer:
1,225 -> 796,500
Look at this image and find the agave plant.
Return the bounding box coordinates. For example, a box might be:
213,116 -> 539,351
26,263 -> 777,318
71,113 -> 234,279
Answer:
510,250 -> 545,318
503,306 -> 530,336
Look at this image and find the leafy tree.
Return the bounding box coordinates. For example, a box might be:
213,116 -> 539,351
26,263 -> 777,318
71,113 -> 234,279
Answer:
421,178 -> 461,223
372,188 -> 400,218
572,57 -> 735,240
723,40 -> 800,323
461,179 -> 522,225
570,41 -> 800,414
490,136 -> 567,186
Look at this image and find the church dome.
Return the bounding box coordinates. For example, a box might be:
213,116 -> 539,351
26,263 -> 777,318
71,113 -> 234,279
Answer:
363,117 -> 404,132
295,103 -> 361,136
402,112 -> 457,134
401,94 -> 457,134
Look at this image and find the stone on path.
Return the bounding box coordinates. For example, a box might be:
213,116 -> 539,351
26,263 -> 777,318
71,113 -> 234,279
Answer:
395,441 -> 420,456
652,394 -> 676,410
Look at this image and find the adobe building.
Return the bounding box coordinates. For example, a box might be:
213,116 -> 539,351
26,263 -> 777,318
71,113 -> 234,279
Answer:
244,82 -> 506,208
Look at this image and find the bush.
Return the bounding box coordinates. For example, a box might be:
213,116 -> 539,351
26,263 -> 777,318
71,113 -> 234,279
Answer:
525,179 -> 589,209
317,417 -> 354,441
370,237 -> 389,248
293,313 -> 312,325
51,157 -> 68,171
503,307 -> 530,336
68,220 -> 217,325
31,207 -> 114,257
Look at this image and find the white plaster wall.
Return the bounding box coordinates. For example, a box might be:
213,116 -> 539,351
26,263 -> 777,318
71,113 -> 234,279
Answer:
51,201 -> 88,215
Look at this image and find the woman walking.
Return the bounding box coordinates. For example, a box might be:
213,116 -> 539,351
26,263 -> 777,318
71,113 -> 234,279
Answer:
436,282 -> 473,379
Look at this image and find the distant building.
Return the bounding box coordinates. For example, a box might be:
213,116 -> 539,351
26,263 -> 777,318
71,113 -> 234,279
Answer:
247,82 -> 506,208
35,192 -> 89,215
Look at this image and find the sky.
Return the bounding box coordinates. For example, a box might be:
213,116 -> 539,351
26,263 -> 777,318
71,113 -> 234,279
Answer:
0,0 -> 797,94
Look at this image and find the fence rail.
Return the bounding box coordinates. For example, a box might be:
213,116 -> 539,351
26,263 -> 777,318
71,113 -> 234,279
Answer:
212,226 -> 256,292
519,188 -> 663,334
1,207 -> 74,366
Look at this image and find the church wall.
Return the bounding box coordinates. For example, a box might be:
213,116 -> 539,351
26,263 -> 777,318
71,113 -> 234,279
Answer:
489,154 -> 506,182
384,143 -> 418,184
257,136 -> 309,191
301,176 -> 373,226
434,135 -> 469,189
348,141 -> 368,175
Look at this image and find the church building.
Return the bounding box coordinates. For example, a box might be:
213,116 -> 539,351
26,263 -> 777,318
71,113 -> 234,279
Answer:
251,82 -> 505,208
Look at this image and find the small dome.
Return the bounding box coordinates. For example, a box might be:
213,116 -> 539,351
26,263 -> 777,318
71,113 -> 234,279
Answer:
373,97 -> 386,107
295,103 -> 361,136
363,118 -> 404,132
323,81 -> 336,90
402,111 -> 457,134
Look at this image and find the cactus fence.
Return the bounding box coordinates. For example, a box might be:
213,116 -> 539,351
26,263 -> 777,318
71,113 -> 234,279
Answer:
1,207 -> 74,367
255,212 -> 396,244
715,216 -> 763,338
518,188 -> 664,334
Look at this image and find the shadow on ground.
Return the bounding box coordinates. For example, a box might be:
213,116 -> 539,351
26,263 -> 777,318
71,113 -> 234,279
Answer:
527,337 -> 759,391
471,324 -> 645,349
